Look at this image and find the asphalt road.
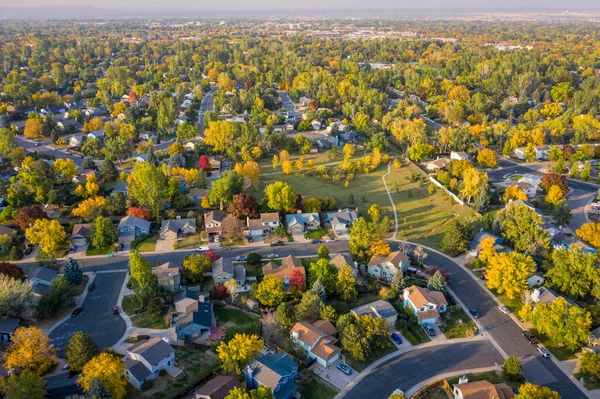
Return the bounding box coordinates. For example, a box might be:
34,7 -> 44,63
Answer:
15,135 -> 84,167
198,87 -> 216,131
49,272 -> 127,357
344,341 -> 504,399
389,242 -> 584,399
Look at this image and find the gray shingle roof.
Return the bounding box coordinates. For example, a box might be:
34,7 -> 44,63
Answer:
125,358 -> 152,381
160,218 -> 196,235
0,318 -> 19,334
192,375 -> 240,399
212,258 -> 234,276
127,338 -> 174,365
118,216 -> 151,230
351,300 -> 398,320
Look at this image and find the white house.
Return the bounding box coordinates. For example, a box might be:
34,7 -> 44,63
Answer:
366,251 -> 410,281
450,151 -> 471,161
212,258 -> 246,288
286,213 -> 321,235
513,147 -> 526,160
290,320 -> 340,367
527,272 -> 545,289
403,285 -> 448,325
516,182 -> 537,198
68,134 -> 84,147
124,338 -> 175,389
519,174 -> 542,190
246,213 -> 281,236
424,157 -> 451,172
311,120 -> 322,130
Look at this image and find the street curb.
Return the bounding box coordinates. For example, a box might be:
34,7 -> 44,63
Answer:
404,366 -> 498,397
111,271 -> 133,350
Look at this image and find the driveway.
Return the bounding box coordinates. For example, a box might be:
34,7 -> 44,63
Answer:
49,272 -> 127,357
156,238 -> 175,252
311,360 -> 356,390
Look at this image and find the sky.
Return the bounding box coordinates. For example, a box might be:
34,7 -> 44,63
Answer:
1,0 -> 599,11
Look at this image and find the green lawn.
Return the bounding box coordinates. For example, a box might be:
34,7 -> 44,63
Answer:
122,295 -> 137,315
447,370 -> 521,390
530,329 -> 578,361
303,376 -> 339,399
85,245 -> 114,256
173,234 -> 207,250
305,229 -> 330,239
420,386 -> 450,399
490,289 -> 523,314
510,175 -> 523,181
440,306 -> 478,339
345,345 -> 396,372
329,292 -> 379,315
574,372 -> 600,390
130,311 -> 169,329
132,235 -> 159,252
214,303 -> 260,341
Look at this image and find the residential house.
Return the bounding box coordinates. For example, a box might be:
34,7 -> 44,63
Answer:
112,181 -> 129,197
247,218 -> 270,237
450,151 -> 471,161
176,294 -> 215,340
286,213 -> 321,235
132,153 -> 147,163
552,232 -> 596,254
244,353 -> 298,399
263,255 -> 306,291
212,257 -> 246,287
174,287 -> 206,314
160,218 -> 197,240
519,174 -> 542,189
311,120 -> 322,130
534,145 -> 551,160
187,187 -> 209,203
247,213 -> 281,236
71,223 -> 91,247
57,119 -> 83,132
527,272 -> 545,289
204,211 -> 224,241
366,251 -> 410,281
290,320 -> 340,367
330,254 -> 357,278
0,318 -> 20,343
0,225 -> 15,239
531,286 -> 576,306
65,101 -> 85,110
326,208 -> 358,234
506,199 -> 543,216
351,300 -> 398,326
424,157 -> 451,172
246,298 -> 259,312
31,267 -> 57,297
468,230 -> 505,257
452,379 -> 514,399
403,285 -> 448,325
117,216 -> 151,244
86,130 -> 105,140
208,156 -> 223,173
513,147 -> 526,160
516,181 -> 537,198
589,326 -> 600,346
192,375 -> 241,399
153,262 -> 182,292
124,338 -> 175,389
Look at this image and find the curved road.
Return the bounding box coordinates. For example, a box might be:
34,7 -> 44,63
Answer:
344,341 -> 503,399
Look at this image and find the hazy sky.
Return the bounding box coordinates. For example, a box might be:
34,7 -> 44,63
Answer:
1,0 -> 599,11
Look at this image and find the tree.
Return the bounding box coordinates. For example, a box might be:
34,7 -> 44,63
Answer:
198,155 -> 211,172
513,383 -> 560,399
581,352 -> 600,380
209,171 -> 244,210
37,275 -> 75,318
336,264 -> 357,301
547,247 -> 597,299
540,173 -> 568,195
100,158 -> 119,182
64,257 -> 83,285
317,245 -> 329,259
320,304 -> 337,321
545,185 -> 565,207
24,117 -> 43,139
228,193 -> 259,219
204,120 -> 235,152
217,333 -> 264,374
502,185 -> 528,202
88,378 -> 111,399
296,291 -> 323,320
368,239 -> 391,257
72,196 -> 106,222
128,251 -> 157,308
581,161 -> 592,180
309,258 -> 338,294
552,203 -> 572,227
91,216 -> 117,249
52,158 -> 78,184
225,387 -> 251,399
182,254 -> 212,284
5,326 -> 56,374
310,279 -> 327,299
502,356 -> 524,381
65,331 -> 99,372
157,96 -> 177,135
441,218 -> 472,256
495,203 -> 550,252
277,302 -> 297,330
486,252 -> 535,300
577,223 -> 600,248
427,271 -> 447,292
0,275 -> 34,319
407,143 -> 435,162
176,121 -> 199,141
477,148 -> 498,168
256,275 -> 286,307
264,181 -> 297,212
127,206 -> 151,220
349,217 -> 375,259
461,167 -> 488,203
127,162 -> 169,219
14,205 -> 48,230
222,214 -> 246,242
390,272 -> 405,294
389,393 -> 407,399
341,322 -> 370,362
75,174 -> 100,198
289,268 -> 306,296
79,352 -> 128,399
0,371 -> 47,399
25,219 -> 66,255
0,262 -> 25,281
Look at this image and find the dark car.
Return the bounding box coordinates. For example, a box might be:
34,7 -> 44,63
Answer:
522,331 -> 538,345
391,333 -> 403,345
24,246 -> 33,255
424,325 -> 436,337
470,309 -> 480,319
112,306 -> 120,315
270,241 -> 284,247
71,307 -> 83,317
88,283 -> 96,292
311,239 -> 322,244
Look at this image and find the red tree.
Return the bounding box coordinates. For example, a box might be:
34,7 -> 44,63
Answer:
210,283 -> 229,300
0,262 -> 26,281
289,269 -> 306,295
203,250 -> 221,262
13,205 -> 49,230
540,173 -> 568,195
127,207 -> 152,220
198,155 -> 211,172
308,99 -> 321,110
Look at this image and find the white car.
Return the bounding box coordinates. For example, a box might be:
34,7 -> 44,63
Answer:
196,246 -> 209,252
503,173 -> 511,179
538,347 -> 550,358
498,306 -> 510,315
325,239 -> 336,243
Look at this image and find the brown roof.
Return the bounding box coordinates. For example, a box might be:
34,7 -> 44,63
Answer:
417,309 -> 440,323
405,285 -> 448,308
192,375 -> 240,399
330,254 -> 353,269
153,262 -> 181,280
312,320 -> 337,336
291,321 -> 324,347
247,218 -> 265,230
263,255 -> 305,282
367,251 -> 409,268
261,213 -> 280,223
205,211 -> 224,224
291,321 -> 340,361
453,380 -> 515,399
311,339 -> 340,361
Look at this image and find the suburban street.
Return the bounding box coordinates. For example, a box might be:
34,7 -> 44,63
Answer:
14,135 -> 85,167
344,341 -> 504,399
48,272 -> 127,357
198,86 -> 216,131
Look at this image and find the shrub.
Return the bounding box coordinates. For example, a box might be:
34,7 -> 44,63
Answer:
246,252 -> 262,266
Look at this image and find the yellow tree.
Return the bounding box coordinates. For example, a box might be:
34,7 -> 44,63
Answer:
281,160 -> 293,174
486,252 -> 535,300
502,185 -> 528,202
271,155 -> 279,170
478,237 -> 497,265
448,85 -> 470,103
78,352 -> 128,399
24,118 -> 43,139
25,219 -> 66,254
217,334 -> 264,374
75,174 -> 100,198
72,197 -> 106,221
52,158 -> 78,184
368,239 -> 391,257
461,167 -> 488,203
576,223 -> 600,248
167,142 -> 184,156
477,148 -> 498,168
83,117 -> 104,133
545,185 -> 566,207
279,149 -> 290,162
204,120 -> 235,152
4,326 -> 56,375
242,162 -> 261,188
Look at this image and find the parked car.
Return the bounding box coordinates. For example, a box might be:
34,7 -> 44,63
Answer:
24,246 -> 33,255
270,241 -> 284,247
112,306 -> 119,315
88,283 -> 96,292
499,306 -> 510,315
470,309 -> 480,319
538,347 -> 550,358
391,333 -> 403,345
325,238 -> 336,243
424,325 -> 436,337
196,246 -> 209,252
503,173 -> 511,179
71,307 -> 83,317
336,363 -> 352,375
266,253 -> 279,259
311,239 -> 322,244
235,256 -> 247,261
68,245 -> 76,253
522,331 -> 538,345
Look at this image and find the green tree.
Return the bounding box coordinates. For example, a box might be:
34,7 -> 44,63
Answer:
88,378 -> 111,399
157,96 -> 177,135
127,162 -> 169,219
336,264 -> 357,301
547,247 -> 597,298
513,383 -> 560,399
209,171 -> 244,210
0,275 -> 34,319
217,333 -> 264,374
63,257 -> 83,285
264,181 -> 297,212
502,356 -> 524,381
296,291 -> 323,320
66,331 -> 99,372
580,352 -> 600,379
37,275 -> 76,318
276,302 -> 296,330
349,217 -> 375,260
317,245 -> 329,259
340,323 -> 370,362
0,370 -> 47,399
128,251 -> 157,309
407,143 -> 435,162
320,304 -> 337,321
495,203 -> 551,252
390,272 -> 405,295
256,275 -> 286,307
176,121 -> 199,141
441,218 -> 472,256
91,216 -> 117,249
427,271 -> 447,292
309,258 -> 338,294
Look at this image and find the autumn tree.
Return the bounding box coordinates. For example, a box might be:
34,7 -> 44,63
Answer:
540,173 -> 568,195
217,333 -> 264,374
65,331 -> 99,372
182,254 -> 212,284
547,247 -> 598,298
502,185 -> 528,202
0,262 -> 25,281
78,352 -> 128,399
222,214 -> 246,242
296,291 -> 323,320
0,370 -> 47,399
545,185 -> 565,207
25,219 -> 66,254
228,193 -> 259,219
127,206 -> 151,220
461,167 -> 488,203
289,268 -> 306,296
486,252 -> 535,300
13,205 -> 48,230
576,223 -> 600,248
513,383 -> 560,399
5,326 -> 56,374
198,155 -> 211,172
256,275 -> 286,307
336,264 -> 357,301
75,174 -> 100,198
24,117 -> 43,139
477,148 -> 498,168
264,181 -> 297,212
72,196 -> 106,221
204,120 -> 235,152
368,239 -> 391,257
52,158 -> 78,184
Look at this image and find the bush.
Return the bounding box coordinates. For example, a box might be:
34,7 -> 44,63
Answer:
502,355 -> 524,381
136,334 -> 150,341
146,300 -> 163,316
246,252 -> 262,266
159,369 -> 167,376
141,380 -> 154,390
466,259 -> 484,270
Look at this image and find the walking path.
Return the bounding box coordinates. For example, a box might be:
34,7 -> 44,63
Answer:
381,163 -> 399,239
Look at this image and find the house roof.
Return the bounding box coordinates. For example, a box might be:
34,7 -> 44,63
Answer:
32,267 -> 57,283
425,157 -> 451,169
472,231 -> 501,244
32,283 -> 51,296
286,213 -> 320,228
188,187 -> 209,198
192,375 -> 240,399
247,218 -> 265,230
330,254 -> 353,270
453,380 -> 514,399
291,321 -> 330,348
367,251 -> 409,268
114,181 -> 128,193
247,353 -> 298,392
312,320 -> 337,336
0,225 -> 15,237
417,309 -> 441,322
124,358 -> 152,382
311,339 -> 340,361
205,211 -> 224,224
263,255 -> 305,281
127,338 -> 174,365
118,216 -> 151,230
160,218 -> 197,236
71,223 -> 91,239
0,318 -> 20,334
153,262 -> 181,281
213,258 -> 234,277
351,300 -> 398,320
261,213 -> 280,223
327,209 -> 358,226
405,285 -> 448,309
